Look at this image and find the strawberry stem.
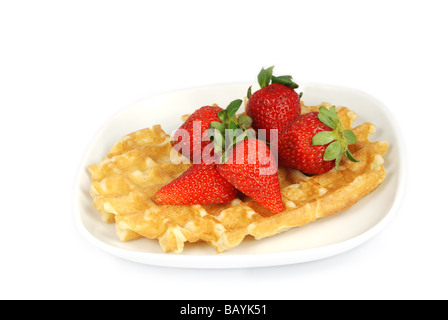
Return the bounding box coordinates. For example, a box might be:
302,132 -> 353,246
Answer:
208,99 -> 254,164
255,66 -> 299,89
257,66 -> 274,88
311,106 -> 359,170
272,75 -> 299,89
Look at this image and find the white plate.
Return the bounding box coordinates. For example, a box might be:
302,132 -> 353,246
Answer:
74,82 -> 406,268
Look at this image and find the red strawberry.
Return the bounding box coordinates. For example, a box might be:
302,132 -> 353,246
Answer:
171,105 -> 222,163
216,139 -> 283,214
278,106 -> 358,175
154,163 -> 237,205
246,66 -> 301,142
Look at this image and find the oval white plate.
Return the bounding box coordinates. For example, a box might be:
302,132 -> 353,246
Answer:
74,82 -> 406,268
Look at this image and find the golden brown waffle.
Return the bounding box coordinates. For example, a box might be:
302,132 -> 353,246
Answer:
88,103 -> 388,253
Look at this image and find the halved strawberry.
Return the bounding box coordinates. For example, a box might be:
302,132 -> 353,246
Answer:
246,66 -> 302,142
154,163 -> 237,205
278,106 -> 358,175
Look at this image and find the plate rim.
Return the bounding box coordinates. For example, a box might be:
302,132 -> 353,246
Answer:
73,81 -> 407,269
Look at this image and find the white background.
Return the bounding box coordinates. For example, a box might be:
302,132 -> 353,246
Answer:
1,0 -> 447,300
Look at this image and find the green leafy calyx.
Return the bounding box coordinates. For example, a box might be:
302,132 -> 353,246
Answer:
258,66 -> 299,89
311,106 -> 359,170
209,99 -> 255,163
247,66 -> 299,98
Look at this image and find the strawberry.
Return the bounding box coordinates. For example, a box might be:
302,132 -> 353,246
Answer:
171,105 -> 222,163
154,163 -> 237,205
207,100 -> 283,213
246,66 -> 302,142
171,100 -> 248,164
155,100 -> 248,206
216,139 -> 283,214
278,106 -> 359,175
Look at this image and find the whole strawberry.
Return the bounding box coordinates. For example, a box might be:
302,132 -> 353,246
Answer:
207,101 -> 283,213
278,106 -> 358,175
216,139 -> 283,214
154,163 -> 237,205
246,66 -> 301,142
171,105 -> 222,163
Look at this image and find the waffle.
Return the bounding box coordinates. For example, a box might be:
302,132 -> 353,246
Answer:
88,103 -> 388,253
